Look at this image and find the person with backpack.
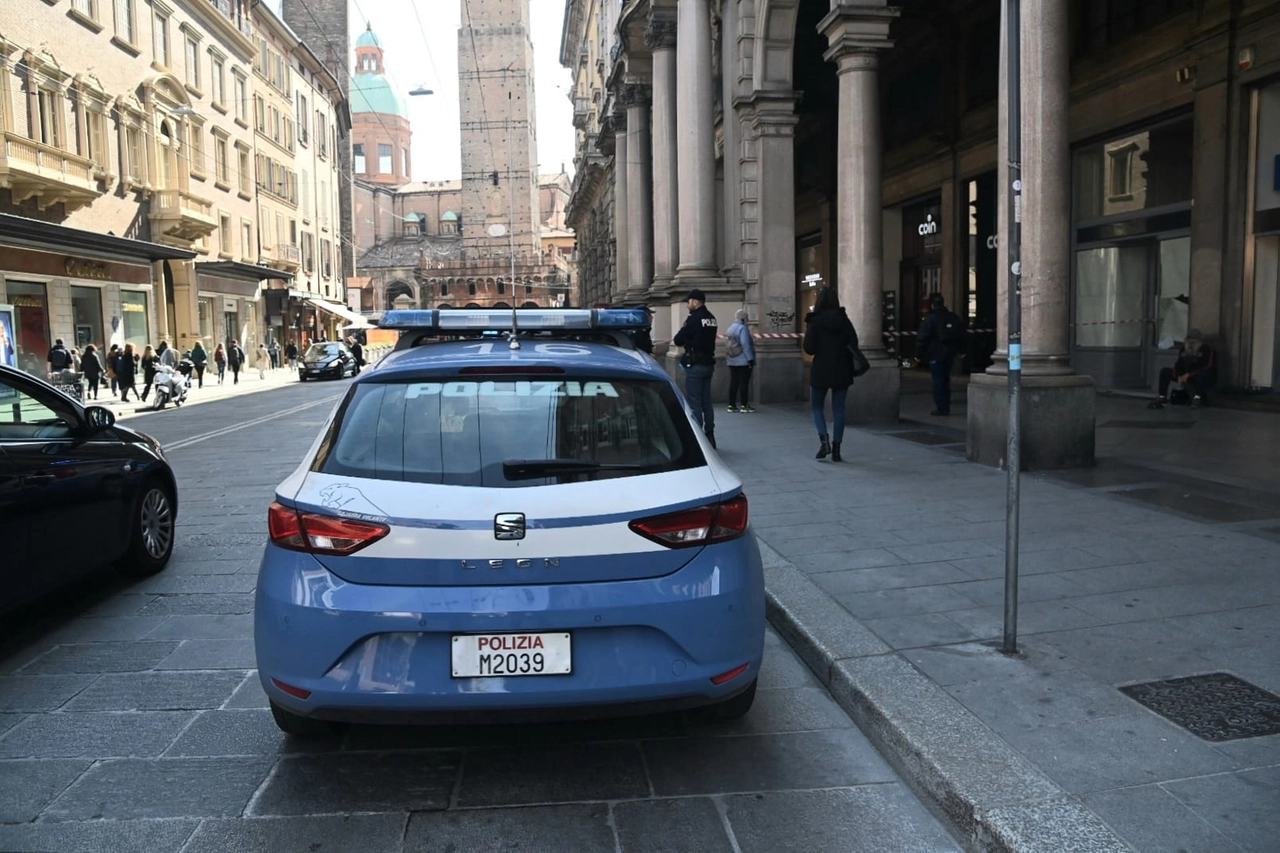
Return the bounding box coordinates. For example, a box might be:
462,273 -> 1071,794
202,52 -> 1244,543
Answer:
803,287 -> 857,462
46,338 -> 74,377
227,340 -> 245,384
915,293 -> 967,417
724,308 -> 756,413
214,343 -> 227,384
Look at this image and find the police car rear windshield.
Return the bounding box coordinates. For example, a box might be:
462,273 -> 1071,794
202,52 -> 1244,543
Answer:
314,377 -> 705,487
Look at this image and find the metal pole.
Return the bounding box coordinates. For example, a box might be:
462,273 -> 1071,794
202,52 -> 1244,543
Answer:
1002,0 -> 1023,654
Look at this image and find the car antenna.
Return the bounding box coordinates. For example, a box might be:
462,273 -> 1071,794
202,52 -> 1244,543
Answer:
507,304 -> 520,350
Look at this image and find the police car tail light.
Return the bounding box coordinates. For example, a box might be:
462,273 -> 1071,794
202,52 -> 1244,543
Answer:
268,502 -> 390,556
629,495 -> 749,548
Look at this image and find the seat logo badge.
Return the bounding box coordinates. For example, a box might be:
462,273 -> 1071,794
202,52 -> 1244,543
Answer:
495,512 -> 526,540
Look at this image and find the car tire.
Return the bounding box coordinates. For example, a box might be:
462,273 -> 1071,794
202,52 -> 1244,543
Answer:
698,677 -> 757,721
116,477 -> 176,578
270,700 -> 341,736
299,374 -> 307,382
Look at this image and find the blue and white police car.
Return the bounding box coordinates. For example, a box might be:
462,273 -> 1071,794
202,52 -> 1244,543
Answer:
254,308 -> 765,734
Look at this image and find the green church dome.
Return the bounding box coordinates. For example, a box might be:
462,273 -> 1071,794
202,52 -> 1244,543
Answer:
356,25 -> 381,49
351,74 -> 408,119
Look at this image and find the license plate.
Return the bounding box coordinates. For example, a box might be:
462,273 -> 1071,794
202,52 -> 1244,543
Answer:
451,632 -> 571,677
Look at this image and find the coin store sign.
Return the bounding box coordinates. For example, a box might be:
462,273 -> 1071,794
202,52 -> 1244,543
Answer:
65,258 -> 112,280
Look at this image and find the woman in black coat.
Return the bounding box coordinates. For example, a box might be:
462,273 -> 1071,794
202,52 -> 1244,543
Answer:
802,287 -> 858,462
115,343 -> 138,403
80,344 -> 104,400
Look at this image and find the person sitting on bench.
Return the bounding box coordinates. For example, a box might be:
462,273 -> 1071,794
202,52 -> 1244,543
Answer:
1150,329 -> 1216,409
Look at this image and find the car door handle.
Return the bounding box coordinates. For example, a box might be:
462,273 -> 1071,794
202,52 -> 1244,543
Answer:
23,473 -> 56,486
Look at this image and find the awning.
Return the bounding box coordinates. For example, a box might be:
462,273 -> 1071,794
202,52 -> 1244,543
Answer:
195,260 -> 292,281
0,211 -> 196,261
305,297 -> 373,330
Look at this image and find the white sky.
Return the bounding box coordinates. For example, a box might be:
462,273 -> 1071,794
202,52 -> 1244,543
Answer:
269,0 -> 575,183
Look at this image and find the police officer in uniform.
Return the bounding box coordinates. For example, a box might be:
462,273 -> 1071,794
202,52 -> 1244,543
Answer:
673,289 -> 718,448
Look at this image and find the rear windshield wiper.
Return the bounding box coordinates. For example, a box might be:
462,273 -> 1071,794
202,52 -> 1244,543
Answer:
502,458 -> 653,481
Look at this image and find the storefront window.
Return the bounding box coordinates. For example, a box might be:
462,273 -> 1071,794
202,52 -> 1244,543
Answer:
120,290 -> 150,349
6,281 -> 50,375
1075,246 -> 1147,348
198,296 -> 216,346
1074,116 -> 1193,221
1155,237 -> 1190,346
70,286 -> 105,350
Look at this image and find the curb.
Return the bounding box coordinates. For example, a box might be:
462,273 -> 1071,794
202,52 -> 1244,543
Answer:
758,539 -> 1134,853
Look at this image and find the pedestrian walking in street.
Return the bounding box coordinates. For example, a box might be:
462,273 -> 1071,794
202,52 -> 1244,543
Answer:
81,344 -> 104,400
285,340 -> 298,370
190,341 -> 208,388
70,347 -> 81,371
106,344 -> 120,396
269,339 -> 281,370
116,343 -> 138,403
227,340 -> 245,384
347,336 -> 365,375
46,338 -> 73,378
256,343 -> 270,379
914,293 -> 966,416
214,343 -> 227,384
803,286 -> 857,462
724,308 -> 756,413
138,345 -> 159,402
673,289 -> 719,448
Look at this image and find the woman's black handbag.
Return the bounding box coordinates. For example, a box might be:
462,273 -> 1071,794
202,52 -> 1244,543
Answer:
847,343 -> 871,378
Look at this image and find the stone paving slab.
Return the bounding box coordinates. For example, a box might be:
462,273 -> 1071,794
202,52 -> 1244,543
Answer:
714,398 -> 1280,852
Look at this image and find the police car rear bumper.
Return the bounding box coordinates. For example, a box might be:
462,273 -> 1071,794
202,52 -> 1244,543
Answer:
253,536 -> 765,720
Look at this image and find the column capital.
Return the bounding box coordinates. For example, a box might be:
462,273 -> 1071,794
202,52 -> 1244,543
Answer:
818,4 -> 899,67
738,90 -> 801,135
619,81 -> 651,107
644,12 -> 677,51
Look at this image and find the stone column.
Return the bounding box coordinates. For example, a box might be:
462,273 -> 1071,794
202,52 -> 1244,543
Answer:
674,0 -> 717,281
646,12 -> 679,303
749,93 -> 805,403
968,0 -> 1095,469
820,4 -> 899,423
625,82 -> 654,303
612,109 -> 630,303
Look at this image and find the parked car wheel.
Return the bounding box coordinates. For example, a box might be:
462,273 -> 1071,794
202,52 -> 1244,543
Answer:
270,700 -> 341,736
117,477 -> 175,578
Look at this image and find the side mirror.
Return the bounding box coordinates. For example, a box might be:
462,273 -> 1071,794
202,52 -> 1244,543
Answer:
84,405 -> 116,432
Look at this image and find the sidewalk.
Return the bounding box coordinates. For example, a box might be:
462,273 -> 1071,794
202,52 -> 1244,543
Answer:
715,394 -> 1280,852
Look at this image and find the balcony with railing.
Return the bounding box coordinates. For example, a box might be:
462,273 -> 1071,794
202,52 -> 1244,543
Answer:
149,188 -> 217,246
0,132 -> 101,214
264,242 -> 301,271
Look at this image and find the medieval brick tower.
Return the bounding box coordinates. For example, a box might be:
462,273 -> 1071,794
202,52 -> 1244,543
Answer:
281,0 -> 355,281
458,0 -> 542,262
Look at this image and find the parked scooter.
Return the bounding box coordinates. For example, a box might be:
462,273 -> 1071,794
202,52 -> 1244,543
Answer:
149,363 -> 189,410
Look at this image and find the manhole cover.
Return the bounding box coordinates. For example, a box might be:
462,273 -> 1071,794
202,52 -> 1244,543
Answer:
1099,420 -> 1196,429
1119,672 -> 1280,741
891,430 -> 963,446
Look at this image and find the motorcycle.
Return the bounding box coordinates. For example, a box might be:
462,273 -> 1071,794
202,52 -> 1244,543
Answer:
149,364 -> 189,410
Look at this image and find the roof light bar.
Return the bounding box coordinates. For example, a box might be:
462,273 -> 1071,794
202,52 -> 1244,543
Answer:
377,308 -> 651,333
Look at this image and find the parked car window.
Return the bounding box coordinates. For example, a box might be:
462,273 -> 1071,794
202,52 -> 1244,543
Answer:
315,377 -> 705,487
0,377 -> 76,439
305,343 -> 345,359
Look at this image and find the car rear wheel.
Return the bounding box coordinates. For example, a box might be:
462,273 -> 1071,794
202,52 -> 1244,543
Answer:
117,478 -> 175,577
270,700 -> 341,736
697,677 -> 757,721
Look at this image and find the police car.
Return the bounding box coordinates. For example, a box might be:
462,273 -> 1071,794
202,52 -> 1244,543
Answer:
254,308 -> 765,734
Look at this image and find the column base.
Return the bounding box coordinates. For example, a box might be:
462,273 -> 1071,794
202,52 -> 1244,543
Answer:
845,360 -> 900,424
966,373 -> 1097,470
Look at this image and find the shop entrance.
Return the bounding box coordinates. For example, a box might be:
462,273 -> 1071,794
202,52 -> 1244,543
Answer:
1251,233 -> 1279,391
898,197 -> 942,362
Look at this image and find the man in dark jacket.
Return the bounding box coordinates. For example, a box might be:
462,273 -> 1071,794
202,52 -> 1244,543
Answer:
348,337 -> 364,374
46,338 -> 73,375
673,289 -> 718,447
915,294 -> 966,416
1150,329 -> 1217,409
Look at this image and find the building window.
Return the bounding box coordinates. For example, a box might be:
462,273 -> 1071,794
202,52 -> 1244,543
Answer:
1106,143 -> 1135,200
233,71 -> 248,125
497,280 -> 506,295
296,93 -> 308,144
153,9 -> 170,68
441,281 -> 449,296
241,219 -> 254,260
71,0 -> 99,24
214,133 -> 230,186
236,143 -> 251,195
379,143 -> 392,174
402,147 -> 409,177
183,30 -> 201,90
35,88 -> 62,148
353,143 -> 366,174
210,53 -> 225,108
1075,0 -> 1194,56
320,239 -> 332,278
113,0 -> 135,46
302,231 -> 315,273
83,107 -> 107,172
187,118 -> 205,179
219,213 -> 232,256
6,281 -> 51,375
254,95 -> 265,133
125,124 -> 145,184
468,281 -> 477,296
120,290 -> 150,349
315,110 -> 327,157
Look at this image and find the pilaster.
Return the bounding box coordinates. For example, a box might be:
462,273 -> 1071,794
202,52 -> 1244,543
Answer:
622,81 -> 654,304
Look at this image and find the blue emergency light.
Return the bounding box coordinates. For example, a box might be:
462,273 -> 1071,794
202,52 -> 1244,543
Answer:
377,308 -> 650,332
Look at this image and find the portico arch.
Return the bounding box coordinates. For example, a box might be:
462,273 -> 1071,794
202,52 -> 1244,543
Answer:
385,280 -> 414,310
753,0 -> 802,92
